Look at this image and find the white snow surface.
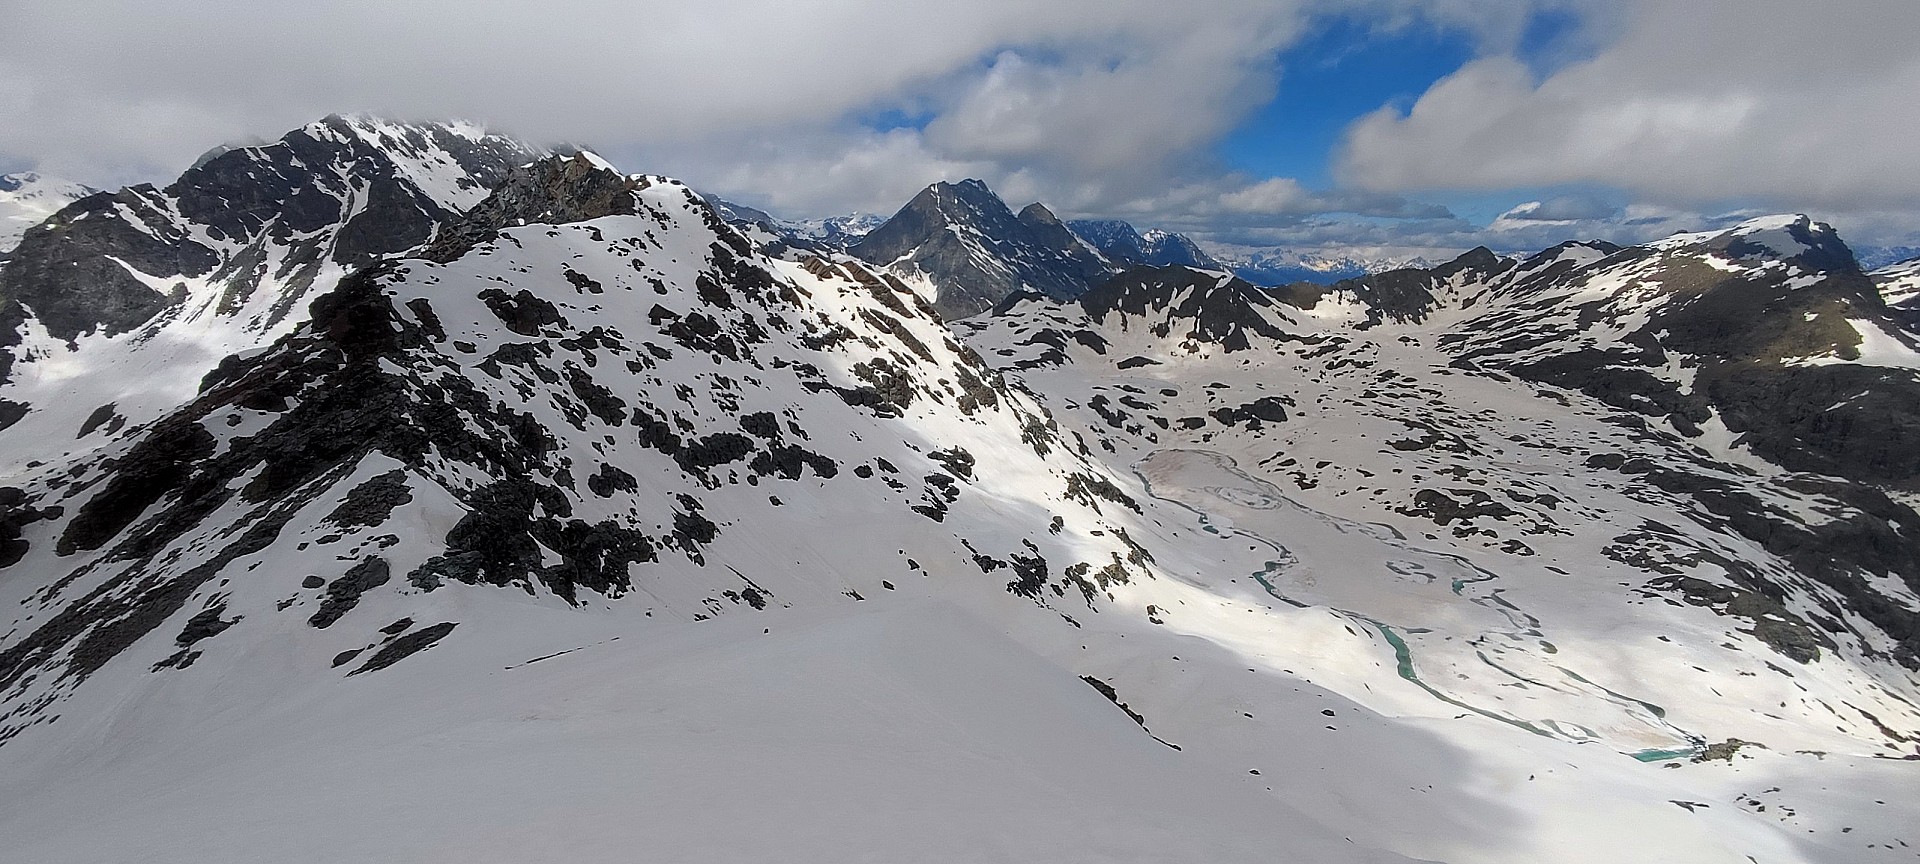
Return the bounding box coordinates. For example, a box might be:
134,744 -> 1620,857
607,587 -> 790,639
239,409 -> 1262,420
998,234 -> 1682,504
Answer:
0,600 -> 1427,864
0,171 -> 94,251
1873,257 -> 1920,307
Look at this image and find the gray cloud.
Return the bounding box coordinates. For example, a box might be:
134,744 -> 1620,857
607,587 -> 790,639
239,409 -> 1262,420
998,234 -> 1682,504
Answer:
0,1 -> 1304,185
3,0 -> 1914,257
0,0 -> 1509,225
1494,195 -> 1619,222
1337,0 -> 1920,212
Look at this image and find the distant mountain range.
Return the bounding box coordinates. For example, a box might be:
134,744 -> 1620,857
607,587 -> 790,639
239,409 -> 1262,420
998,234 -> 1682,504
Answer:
714,181 -> 1455,314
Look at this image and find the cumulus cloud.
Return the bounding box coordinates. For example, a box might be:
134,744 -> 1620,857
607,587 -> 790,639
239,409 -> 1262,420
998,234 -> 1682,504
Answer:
1337,0 -> 1920,211
4,0 -> 1913,256
0,0 -> 1515,228
0,1 -> 1303,190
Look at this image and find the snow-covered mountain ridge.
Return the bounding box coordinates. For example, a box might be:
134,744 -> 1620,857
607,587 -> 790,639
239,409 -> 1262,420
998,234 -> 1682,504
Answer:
0,149 -> 1450,863
0,119 -> 1916,863
0,115 -> 547,469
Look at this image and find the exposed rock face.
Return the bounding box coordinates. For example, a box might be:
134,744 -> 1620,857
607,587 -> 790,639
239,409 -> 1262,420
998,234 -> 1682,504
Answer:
1077,266 -> 1296,352
424,153 -> 646,262
1442,218 -> 1920,490
0,115 -> 542,343
1015,203 -> 1112,280
851,179 -> 1114,320
0,115 -> 546,461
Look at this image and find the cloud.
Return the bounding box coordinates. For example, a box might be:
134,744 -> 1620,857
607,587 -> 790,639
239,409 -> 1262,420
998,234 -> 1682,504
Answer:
619,128 -> 996,219
0,0 -> 1501,229
1337,0 -> 1920,211
7,0 -> 1911,256
1493,194 -> 1619,223
1214,177 -> 1454,219
0,1 -> 1306,189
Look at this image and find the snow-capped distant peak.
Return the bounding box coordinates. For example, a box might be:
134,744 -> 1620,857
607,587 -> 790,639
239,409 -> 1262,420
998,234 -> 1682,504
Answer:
1872,256 -> 1920,306
1727,213 -> 1836,254
1650,213 -> 1856,271
0,171 -> 96,251
786,211 -> 886,241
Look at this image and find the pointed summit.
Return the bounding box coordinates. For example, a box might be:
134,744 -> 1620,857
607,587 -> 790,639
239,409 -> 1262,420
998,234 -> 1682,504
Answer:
851,179 -> 1115,319
424,152 -> 647,262
0,116 -> 547,465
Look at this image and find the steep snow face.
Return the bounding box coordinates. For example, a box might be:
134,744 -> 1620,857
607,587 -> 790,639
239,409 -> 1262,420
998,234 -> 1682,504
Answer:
851,180 -> 1114,319
0,172 -> 95,252
0,116 -> 546,472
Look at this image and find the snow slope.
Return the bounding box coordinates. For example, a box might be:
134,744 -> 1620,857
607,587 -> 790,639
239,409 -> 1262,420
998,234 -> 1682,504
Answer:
958,221 -> 1920,861
1873,256 -> 1920,311
0,172 -> 95,252
0,600 -> 1432,864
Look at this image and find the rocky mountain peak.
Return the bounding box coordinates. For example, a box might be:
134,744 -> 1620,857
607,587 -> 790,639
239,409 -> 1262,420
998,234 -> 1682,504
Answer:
1016,202 -> 1063,227
424,152 -> 647,262
851,178 -> 1115,319
1657,213 -> 1861,274
0,116 -> 548,465
1432,245 -> 1504,279
894,179 -> 1003,225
